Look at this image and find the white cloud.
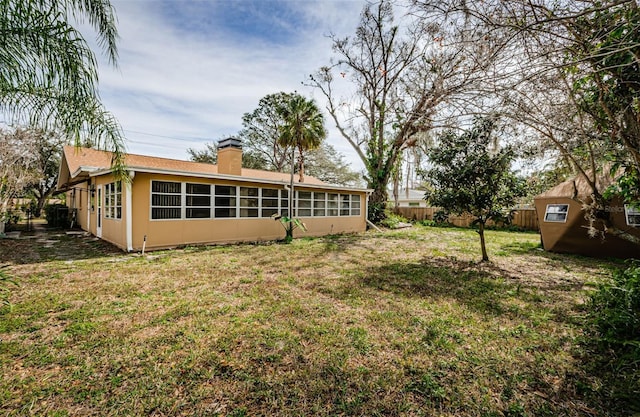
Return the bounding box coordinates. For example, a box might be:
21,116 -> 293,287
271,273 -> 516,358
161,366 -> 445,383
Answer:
92,0 -> 367,170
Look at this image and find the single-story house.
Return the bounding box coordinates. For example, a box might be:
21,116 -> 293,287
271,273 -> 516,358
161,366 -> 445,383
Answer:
533,171 -> 640,259
56,139 -> 371,251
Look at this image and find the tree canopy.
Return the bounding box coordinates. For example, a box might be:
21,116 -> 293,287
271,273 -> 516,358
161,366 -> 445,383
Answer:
188,92 -> 361,187
0,0 -> 125,173
311,0 -> 497,221
276,94 -> 327,184
424,117 -> 525,261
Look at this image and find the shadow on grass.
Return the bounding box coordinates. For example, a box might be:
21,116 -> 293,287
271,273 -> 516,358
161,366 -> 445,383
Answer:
357,257 -> 529,317
356,252 -> 636,415
0,226 -> 122,265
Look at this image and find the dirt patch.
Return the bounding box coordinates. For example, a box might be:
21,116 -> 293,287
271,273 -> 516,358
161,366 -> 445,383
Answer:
0,226 -> 121,265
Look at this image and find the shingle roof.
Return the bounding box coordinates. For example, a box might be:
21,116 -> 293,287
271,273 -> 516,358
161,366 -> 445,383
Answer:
61,145 -> 327,185
534,170 -> 616,200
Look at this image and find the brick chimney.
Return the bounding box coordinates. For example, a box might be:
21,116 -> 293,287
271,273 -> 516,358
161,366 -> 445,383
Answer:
217,137 -> 243,176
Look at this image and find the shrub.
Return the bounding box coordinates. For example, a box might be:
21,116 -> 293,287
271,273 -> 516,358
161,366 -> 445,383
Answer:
380,211 -> 408,229
433,210 -> 450,224
1,209 -> 22,231
44,204 -> 70,228
587,261 -> 640,353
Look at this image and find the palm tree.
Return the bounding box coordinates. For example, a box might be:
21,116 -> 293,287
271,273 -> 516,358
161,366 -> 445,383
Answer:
0,0 -> 126,173
277,94 -> 327,183
277,94 -> 327,241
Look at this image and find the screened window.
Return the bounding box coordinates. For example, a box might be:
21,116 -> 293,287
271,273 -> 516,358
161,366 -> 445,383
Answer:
340,194 -> 351,216
327,193 -> 339,216
544,204 -> 569,223
152,181 -> 181,219
281,190 -> 290,217
351,194 -> 361,216
215,185 -> 237,218
262,188 -> 280,217
186,183 -> 211,219
104,181 -> 122,219
313,192 -> 326,217
240,187 -> 259,217
625,205 -> 640,226
297,191 -> 312,217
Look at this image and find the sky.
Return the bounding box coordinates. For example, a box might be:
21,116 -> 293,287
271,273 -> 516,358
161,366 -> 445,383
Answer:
91,0 -> 368,170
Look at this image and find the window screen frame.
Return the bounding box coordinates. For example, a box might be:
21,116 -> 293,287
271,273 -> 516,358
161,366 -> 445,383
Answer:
543,203 -> 569,223
624,204 -> 640,227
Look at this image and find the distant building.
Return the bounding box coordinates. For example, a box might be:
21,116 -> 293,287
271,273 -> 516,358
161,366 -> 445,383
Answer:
391,188 -> 428,208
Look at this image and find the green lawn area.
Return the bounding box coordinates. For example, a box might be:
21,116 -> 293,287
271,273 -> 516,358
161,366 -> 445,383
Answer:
0,225 -> 631,416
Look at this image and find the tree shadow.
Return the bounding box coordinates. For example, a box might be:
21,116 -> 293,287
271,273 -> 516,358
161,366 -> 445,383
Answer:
355,254 -> 636,415
357,256 -> 531,317
0,227 -> 122,265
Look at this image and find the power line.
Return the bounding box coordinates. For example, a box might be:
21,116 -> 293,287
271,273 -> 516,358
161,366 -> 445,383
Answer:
123,129 -> 213,143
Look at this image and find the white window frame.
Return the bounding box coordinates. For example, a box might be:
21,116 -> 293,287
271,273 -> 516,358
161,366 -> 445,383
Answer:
104,181 -> 122,220
351,194 -> 361,216
297,190 -> 312,217
239,186 -> 259,218
147,181 -> 361,220
313,192 -> 326,217
261,188 -> 280,218
185,182 -> 212,219
150,180 -> 182,220
625,204 -> 640,227
544,204 -> 569,223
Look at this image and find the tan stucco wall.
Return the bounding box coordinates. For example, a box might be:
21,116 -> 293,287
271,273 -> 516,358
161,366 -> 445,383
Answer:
66,177 -> 129,250
127,172 -> 367,251
66,182 -> 90,231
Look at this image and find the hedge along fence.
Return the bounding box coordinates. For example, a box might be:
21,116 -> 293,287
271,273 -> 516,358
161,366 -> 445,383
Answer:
393,207 -> 540,231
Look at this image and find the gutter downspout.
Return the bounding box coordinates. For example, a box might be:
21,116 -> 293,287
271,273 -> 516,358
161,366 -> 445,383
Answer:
126,171 -> 135,252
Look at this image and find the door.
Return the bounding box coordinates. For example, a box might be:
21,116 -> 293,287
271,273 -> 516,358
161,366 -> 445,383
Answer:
96,185 -> 102,238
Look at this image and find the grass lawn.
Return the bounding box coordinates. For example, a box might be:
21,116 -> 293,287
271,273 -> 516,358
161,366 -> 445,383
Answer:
0,225 -> 632,416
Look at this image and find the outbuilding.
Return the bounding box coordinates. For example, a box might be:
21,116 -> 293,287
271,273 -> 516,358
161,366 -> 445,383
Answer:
533,172 -> 640,258
56,140 -> 370,251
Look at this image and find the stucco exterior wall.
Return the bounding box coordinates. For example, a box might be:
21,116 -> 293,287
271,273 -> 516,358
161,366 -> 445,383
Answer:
125,172 -> 367,251
94,174 -> 127,249
535,196 -> 640,258
66,182 -> 90,231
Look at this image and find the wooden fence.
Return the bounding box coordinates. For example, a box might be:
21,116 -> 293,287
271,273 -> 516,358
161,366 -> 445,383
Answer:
393,207 -> 539,231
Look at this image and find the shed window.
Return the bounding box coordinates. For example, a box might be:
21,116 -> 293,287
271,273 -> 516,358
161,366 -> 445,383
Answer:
151,181 -> 181,219
625,205 -> 640,226
544,204 -> 569,223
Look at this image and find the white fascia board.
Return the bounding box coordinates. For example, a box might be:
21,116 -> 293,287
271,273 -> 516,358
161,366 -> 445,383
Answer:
89,166 -> 373,193
71,166 -> 101,179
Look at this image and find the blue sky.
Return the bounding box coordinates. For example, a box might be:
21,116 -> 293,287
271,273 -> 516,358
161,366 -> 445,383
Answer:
92,0 -> 368,169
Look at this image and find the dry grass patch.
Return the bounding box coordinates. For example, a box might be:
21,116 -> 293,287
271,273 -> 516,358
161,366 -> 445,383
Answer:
0,225 -> 628,416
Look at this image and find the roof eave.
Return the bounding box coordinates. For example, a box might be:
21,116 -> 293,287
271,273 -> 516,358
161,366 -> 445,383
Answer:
88,166 -> 372,193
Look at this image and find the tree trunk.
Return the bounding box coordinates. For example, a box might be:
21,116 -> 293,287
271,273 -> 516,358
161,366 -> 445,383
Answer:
298,150 -> 305,183
368,186 -> 389,223
286,147 -> 296,242
478,221 -> 489,262
35,194 -> 47,218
